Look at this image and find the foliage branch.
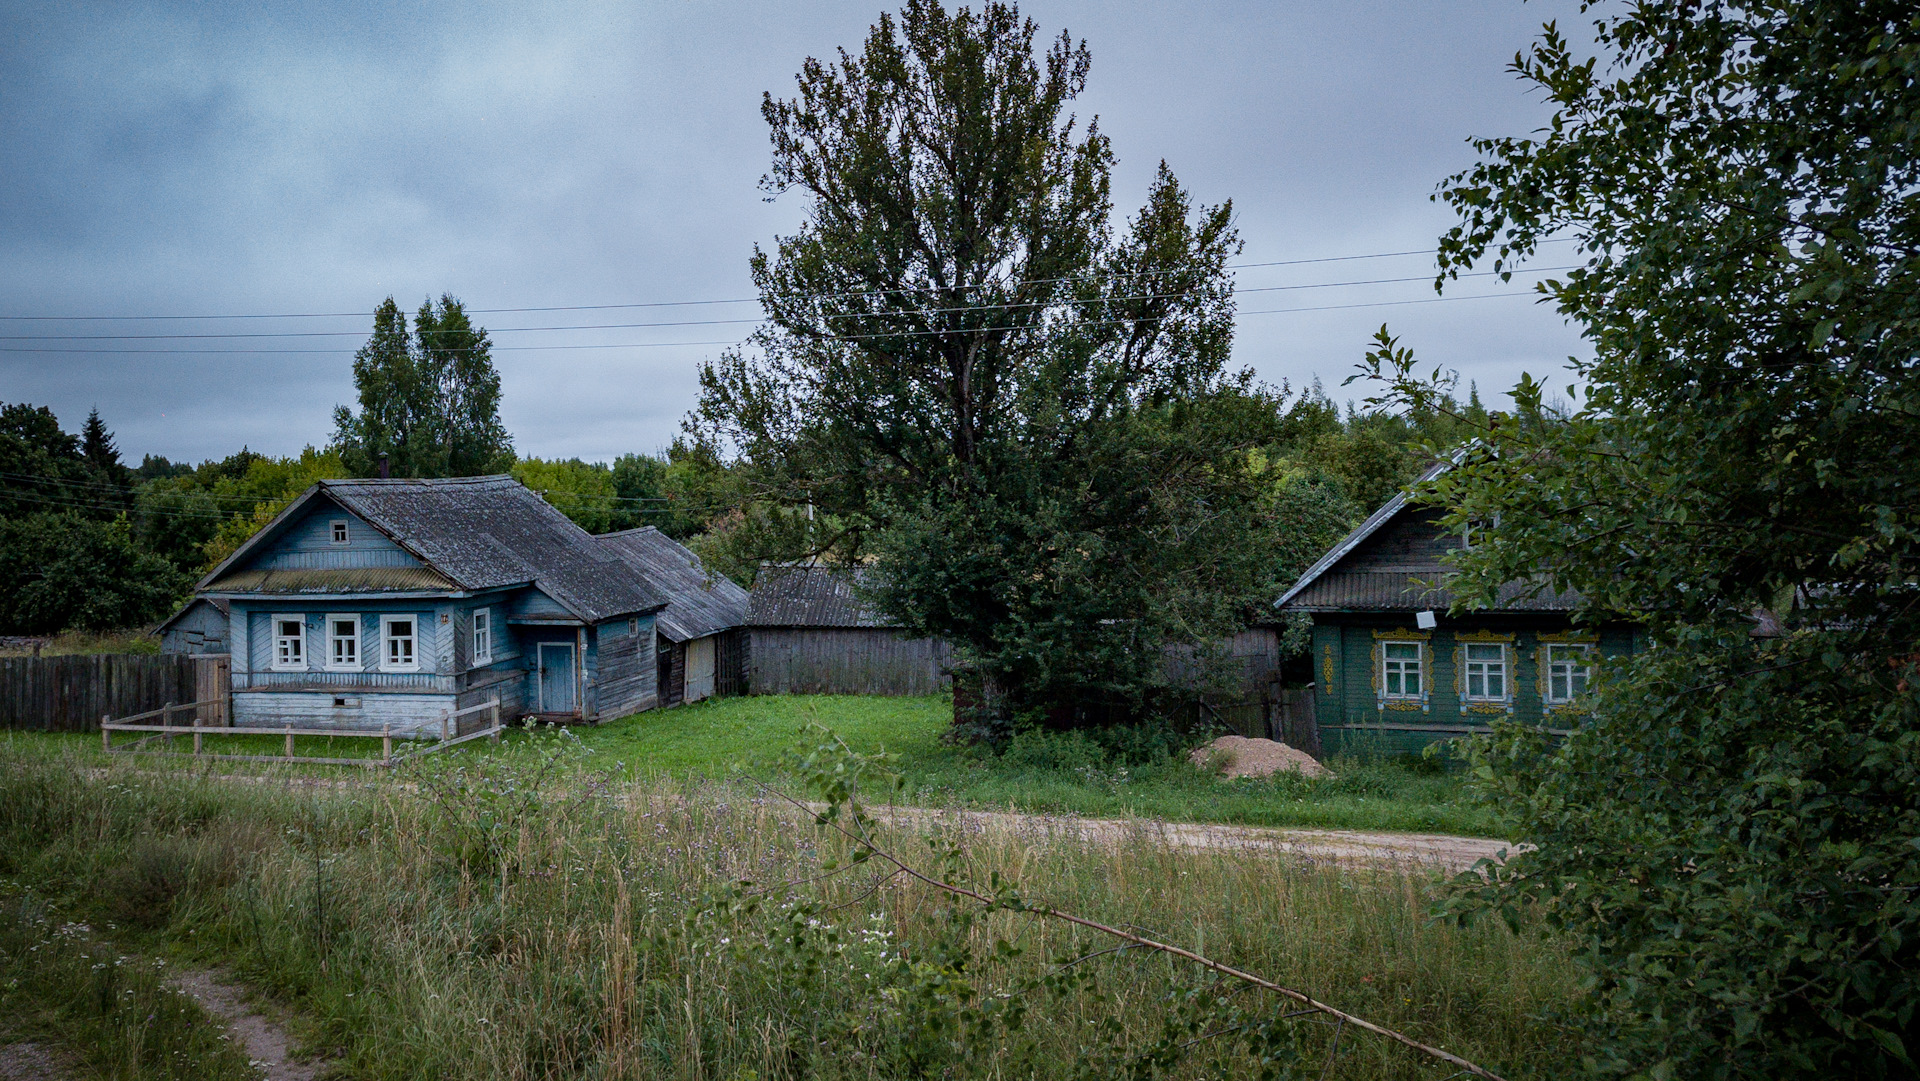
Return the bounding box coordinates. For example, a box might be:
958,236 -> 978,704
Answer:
1350,3 -> 1920,1075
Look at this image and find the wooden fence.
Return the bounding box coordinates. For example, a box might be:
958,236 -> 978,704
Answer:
0,653 -> 230,732
102,696 -> 503,768
748,628 -> 953,696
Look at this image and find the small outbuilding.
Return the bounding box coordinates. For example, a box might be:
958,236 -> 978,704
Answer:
599,527 -> 749,706
156,597 -> 231,654
746,565 -> 951,695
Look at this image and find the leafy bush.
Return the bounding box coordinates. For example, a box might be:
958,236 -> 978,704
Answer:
1447,631 -> 1920,1077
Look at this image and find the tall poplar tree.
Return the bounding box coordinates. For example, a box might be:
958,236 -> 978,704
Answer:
694,1 -> 1282,728
334,295 -> 514,478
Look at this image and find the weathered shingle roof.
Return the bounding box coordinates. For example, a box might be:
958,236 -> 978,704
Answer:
748,565 -> 892,628
598,528 -> 748,642
155,596 -> 230,634
199,476 -> 666,623
1280,571 -> 1581,612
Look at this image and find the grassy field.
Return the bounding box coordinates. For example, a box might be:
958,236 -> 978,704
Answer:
0,744 -> 1581,1080
4,692 -> 1499,837
581,695 -> 1500,837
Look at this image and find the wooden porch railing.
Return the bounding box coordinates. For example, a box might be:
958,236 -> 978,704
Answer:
101,696 -> 503,767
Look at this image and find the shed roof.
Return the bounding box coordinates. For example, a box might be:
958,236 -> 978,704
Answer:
155,596 -> 230,635
747,564 -> 892,628
597,528 -> 749,642
199,476 -> 666,623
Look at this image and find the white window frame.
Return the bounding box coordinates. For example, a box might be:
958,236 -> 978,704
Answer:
329,519 -> 350,545
271,614 -> 307,671
1545,643 -> 1594,704
1463,642 -> 1508,701
381,615 -> 420,672
325,614 -> 361,671
1381,641 -> 1423,699
472,608 -> 493,666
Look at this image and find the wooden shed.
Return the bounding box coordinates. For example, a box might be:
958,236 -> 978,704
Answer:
156,597 -> 231,655
599,528 -> 748,706
747,565 -> 951,696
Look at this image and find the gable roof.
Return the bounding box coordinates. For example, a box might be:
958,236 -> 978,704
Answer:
597,528 -> 749,642
747,564 -> 893,628
198,476 -> 666,623
1274,457 -> 1580,614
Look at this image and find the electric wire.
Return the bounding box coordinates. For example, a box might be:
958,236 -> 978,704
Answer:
0,288 -> 1554,355
0,266 -> 1571,342
0,483 -> 694,522
0,239 -> 1580,322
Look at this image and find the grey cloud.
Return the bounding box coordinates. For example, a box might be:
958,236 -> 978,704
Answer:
0,0 -> 1589,464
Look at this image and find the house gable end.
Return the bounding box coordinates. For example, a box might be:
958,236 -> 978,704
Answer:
250,499 -> 424,572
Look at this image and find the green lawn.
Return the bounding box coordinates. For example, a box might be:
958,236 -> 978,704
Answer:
581,694 -> 1501,837
2,693 -> 1501,836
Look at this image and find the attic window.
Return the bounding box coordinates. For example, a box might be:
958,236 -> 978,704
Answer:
330,519 -> 350,545
629,618 -> 639,636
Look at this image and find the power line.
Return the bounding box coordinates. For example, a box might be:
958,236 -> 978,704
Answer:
0,267 -> 1573,343
0,239 -> 1580,322
0,285 -> 1559,355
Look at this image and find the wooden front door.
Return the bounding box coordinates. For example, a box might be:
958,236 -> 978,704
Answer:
537,642 -> 577,714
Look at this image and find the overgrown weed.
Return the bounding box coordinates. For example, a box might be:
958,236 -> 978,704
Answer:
0,742 -> 1577,1079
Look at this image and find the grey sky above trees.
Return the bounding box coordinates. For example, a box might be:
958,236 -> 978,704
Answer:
0,0 -> 1588,464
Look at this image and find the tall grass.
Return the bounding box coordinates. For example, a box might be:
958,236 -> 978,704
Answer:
0,740 -> 1581,1079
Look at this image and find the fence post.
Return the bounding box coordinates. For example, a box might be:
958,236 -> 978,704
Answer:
161,701 -> 173,749
101,714 -> 110,753
441,710 -> 450,743
285,725 -> 294,760
489,696 -> 501,743
382,724 -> 392,764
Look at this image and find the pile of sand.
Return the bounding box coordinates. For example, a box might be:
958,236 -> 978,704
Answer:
1189,735 -> 1331,780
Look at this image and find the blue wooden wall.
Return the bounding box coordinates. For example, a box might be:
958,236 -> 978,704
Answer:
252,501 -> 422,570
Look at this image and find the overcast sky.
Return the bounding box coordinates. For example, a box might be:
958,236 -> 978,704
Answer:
0,0 -> 1590,466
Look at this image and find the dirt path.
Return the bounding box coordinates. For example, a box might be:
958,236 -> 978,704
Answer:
166,968 -> 326,1081
136,767 -> 1514,873
0,1042 -> 77,1081
849,804 -> 1516,874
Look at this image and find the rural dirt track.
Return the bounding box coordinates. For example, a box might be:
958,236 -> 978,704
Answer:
844,803 -> 1515,875
167,967 -> 327,1081
161,770 -> 1516,875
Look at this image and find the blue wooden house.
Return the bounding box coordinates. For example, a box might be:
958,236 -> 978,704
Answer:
190,476 -> 667,733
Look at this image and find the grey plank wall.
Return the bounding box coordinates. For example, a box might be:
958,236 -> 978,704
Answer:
0,654 -> 200,731
748,629 -> 952,696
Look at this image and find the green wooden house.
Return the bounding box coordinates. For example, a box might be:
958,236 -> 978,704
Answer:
1274,463 -> 1639,756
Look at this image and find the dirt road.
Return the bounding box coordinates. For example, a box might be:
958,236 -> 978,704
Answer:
848,803 -> 1515,874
